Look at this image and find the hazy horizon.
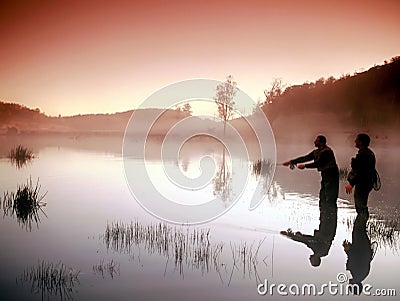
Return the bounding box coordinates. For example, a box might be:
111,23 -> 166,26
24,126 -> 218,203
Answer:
2,56 -> 398,119
1,0 -> 399,116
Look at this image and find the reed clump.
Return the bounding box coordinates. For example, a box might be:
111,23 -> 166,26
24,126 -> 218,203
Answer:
7,145 -> 35,168
2,177 -> 47,230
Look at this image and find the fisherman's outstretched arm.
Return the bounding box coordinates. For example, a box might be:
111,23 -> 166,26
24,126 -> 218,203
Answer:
305,149 -> 331,169
290,151 -> 314,165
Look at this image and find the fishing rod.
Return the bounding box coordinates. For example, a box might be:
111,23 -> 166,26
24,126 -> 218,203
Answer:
278,162 -> 297,169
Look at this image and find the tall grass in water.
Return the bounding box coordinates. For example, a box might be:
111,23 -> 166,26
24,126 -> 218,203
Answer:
344,214 -> 400,252
367,216 -> 400,252
103,221 -> 267,282
17,261 -> 80,301
93,260 -> 120,279
103,221 -> 215,273
339,167 -> 349,181
2,177 -> 47,230
7,144 -> 34,168
228,239 -> 267,286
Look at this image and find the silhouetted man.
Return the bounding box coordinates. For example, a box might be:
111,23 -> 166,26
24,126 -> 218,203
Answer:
281,204 -> 337,267
345,133 -> 376,215
283,135 -> 339,208
343,212 -> 374,294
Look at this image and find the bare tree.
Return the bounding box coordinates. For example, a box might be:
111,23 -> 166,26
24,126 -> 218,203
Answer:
214,75 -> 238,135
175,103 -> 192,116
182,103 -> 192,115
264,78 -> 285,105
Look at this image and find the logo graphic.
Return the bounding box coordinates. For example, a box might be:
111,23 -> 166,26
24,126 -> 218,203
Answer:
123,79 -> 276,224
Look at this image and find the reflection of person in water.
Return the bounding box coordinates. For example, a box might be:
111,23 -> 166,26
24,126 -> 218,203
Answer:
343,212 -> 373,294
281,205 -> 337,267
283,135 -> 339,208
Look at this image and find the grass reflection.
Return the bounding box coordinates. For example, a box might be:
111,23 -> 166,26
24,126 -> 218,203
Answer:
93,259 -> 120,279
367,215 -> 400,253
103,221 -> 268,282
16,261 -> 80,301
1,177 -> 47,230
345,214 -> 400,252
7,144 -> 35,169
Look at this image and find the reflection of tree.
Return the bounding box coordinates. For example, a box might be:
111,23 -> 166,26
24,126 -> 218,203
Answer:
252,159 -> 280,202
213,149 -> 232,205
265,181 -> 284,204
180,158 -> 189,172
16,261 -> 80,301
252,159 -> 273,179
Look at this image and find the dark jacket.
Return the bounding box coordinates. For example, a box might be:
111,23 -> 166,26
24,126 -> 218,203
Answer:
347,147 -> 376,187
291,145 -> 338,174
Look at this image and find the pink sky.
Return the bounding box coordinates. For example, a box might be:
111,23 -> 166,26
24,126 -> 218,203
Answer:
1,0 -> 399,116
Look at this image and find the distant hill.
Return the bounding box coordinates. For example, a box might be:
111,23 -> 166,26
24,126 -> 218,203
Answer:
262,56 -> 400,128
0,103 -> 191,136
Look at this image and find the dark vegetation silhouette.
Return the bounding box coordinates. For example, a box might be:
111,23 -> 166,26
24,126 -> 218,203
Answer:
2,177 -> 47,231
7,144 -> 34,168
262,56 -> 400,127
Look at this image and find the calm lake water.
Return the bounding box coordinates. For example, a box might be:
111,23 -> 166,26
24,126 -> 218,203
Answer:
0,135 -> 399,300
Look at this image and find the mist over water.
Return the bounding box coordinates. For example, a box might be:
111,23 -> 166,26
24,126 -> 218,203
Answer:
0,134 -> 399,300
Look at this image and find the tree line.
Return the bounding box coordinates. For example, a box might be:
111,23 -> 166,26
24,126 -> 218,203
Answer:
262,56 -> 400,127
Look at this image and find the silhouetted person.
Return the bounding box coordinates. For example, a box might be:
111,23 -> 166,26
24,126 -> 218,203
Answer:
345,133 -> 376,215
343,212 -> 373,294
283,135 -> 339,208
281,205 -> 337,267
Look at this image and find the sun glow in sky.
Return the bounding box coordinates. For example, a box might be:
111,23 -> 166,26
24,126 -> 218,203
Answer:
1,0 -> 399,116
